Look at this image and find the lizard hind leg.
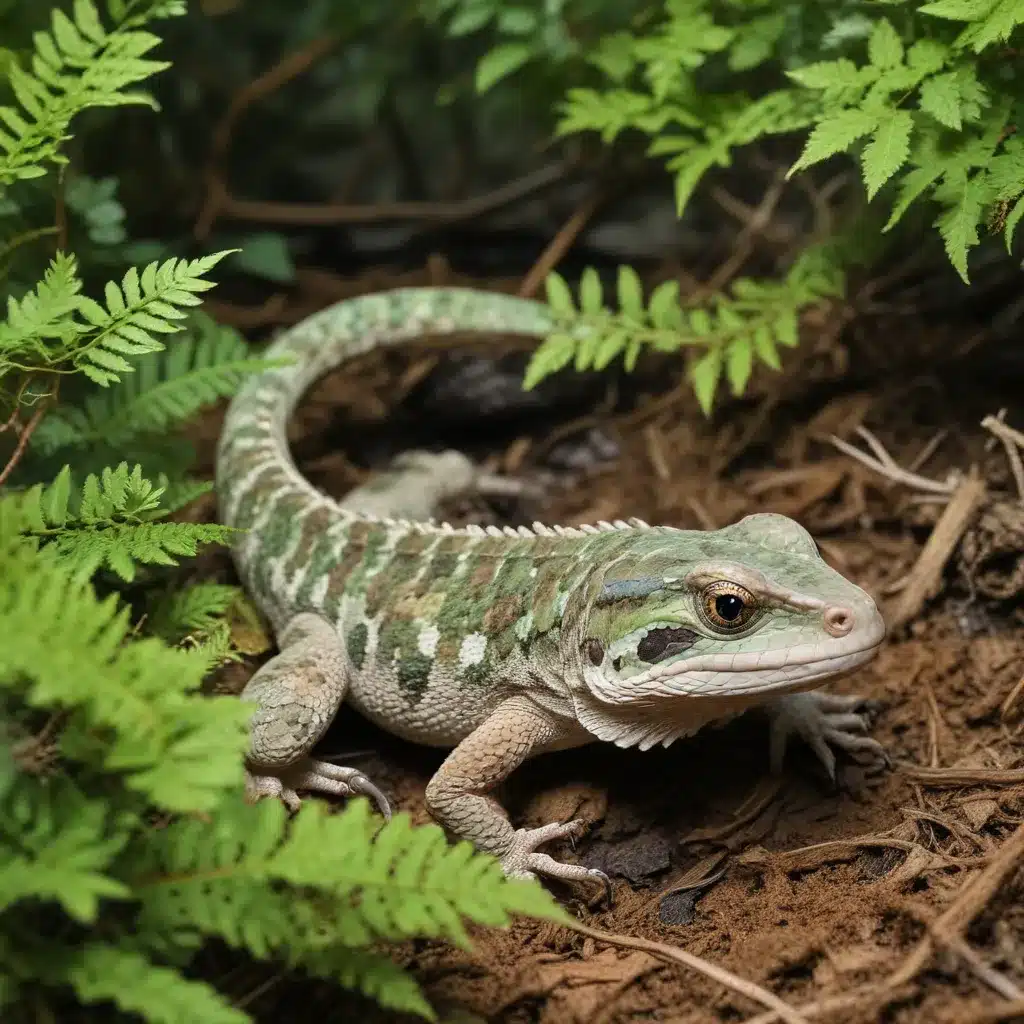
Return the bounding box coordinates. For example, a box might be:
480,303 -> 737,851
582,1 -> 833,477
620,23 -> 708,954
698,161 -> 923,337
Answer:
241,612 -> 391,818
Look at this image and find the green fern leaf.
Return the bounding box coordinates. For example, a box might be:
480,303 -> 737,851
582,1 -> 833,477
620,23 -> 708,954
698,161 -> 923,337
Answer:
544,272 -> 575,317
919,73 -> 963,128
648,279 -> 681,329
728,12 -> 786,72
73,252 -> 236,386
65,945 -> 248,1024
752,324 -> 781,370
725,337 -> 753,396
523,332 -> 576,389
0,775 -> 131,923
862,110 -> 913,198
790,108 -> 881,174
17,463 -> 235,581
690,347 -> 723,416
578,267 -> 603,315
309,947 -> 435,1020
0,0 -> 184,188
616,265 -> 644,323
787,58 -> 863,91
475,43 -> 532,93
148,582 -> 242,643
53,520 -> 235,582
1005,194 -> 1024,249
132,798 -> 567,958
937,180 -> 987,281
919,0 -> 997,20
868,19 -> 904,68
0,527 -> 251,811
0,252 -> 84,361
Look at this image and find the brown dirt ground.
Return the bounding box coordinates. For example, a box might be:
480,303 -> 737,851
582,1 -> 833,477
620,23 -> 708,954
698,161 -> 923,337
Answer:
192,264 -> 1024,1024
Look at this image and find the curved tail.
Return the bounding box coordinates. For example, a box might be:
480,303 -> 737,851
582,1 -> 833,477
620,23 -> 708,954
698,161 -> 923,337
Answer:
214,287 -> 555,615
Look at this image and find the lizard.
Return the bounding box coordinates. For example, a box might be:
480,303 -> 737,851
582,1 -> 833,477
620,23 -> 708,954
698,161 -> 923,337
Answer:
215,286 -> 888,890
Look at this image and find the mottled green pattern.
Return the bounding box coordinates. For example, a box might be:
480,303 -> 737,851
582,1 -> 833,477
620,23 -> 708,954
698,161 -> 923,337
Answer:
216,286 -> 885,759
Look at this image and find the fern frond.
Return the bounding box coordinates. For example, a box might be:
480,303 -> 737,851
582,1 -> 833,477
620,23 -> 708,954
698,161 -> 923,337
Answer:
0,252 -> 84,365
64,944 -> 248,1024
0,774 -> 132,923
71,252 -> 237,385
0,252 -> 235,388
0,0 -> 186,188
527,248 -> 844,412
16,463 -> 234,581
34,313 -> 281,451
130,797 -> 567,960
149,582 -> 242,643
0,512 -> 251,811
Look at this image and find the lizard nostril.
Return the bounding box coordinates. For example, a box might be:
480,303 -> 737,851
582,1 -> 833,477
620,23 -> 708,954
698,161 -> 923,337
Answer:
824,606 -> 854,638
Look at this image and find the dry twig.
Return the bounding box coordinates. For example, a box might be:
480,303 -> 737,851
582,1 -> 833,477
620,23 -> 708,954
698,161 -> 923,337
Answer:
0,399 -> 50,488
564,920 -> 809,1024
886,471 -> 986,630
195,34 -> 341,238
825,425 -> 960,496
982,414 -> 1024,503
898,763 -> 1024,787
519,186 -> 607,299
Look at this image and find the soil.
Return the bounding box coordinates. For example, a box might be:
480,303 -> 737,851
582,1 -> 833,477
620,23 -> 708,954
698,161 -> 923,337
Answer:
192,262 -> 1024,1024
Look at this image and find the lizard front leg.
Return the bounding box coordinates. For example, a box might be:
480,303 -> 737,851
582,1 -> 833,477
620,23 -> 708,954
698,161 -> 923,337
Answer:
425,695 -> 609,892
241,612 -> 390,817
766,691 -> 888,779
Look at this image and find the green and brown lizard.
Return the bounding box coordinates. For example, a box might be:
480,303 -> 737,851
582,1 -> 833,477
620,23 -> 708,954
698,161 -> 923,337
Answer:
215,287 -> 887,890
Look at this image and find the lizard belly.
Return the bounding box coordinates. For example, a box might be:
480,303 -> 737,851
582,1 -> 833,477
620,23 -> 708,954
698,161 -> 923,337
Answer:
346,667 -> 504,747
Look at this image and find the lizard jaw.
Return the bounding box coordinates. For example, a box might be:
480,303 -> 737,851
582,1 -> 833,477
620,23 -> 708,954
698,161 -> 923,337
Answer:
582,613 -> 885,703
573,640 -> 884,752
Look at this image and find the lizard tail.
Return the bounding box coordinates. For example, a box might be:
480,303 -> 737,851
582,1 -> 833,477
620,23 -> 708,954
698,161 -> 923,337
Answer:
215,287 -> 554,598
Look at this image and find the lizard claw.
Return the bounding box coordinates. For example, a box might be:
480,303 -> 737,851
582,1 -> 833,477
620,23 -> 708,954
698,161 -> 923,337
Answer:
767,692 -> 889,780
245,759 -> 392,819
499,819 -> 610,897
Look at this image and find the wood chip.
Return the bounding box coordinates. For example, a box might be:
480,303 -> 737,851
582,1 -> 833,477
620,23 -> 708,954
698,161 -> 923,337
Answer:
886,471 -> 987,630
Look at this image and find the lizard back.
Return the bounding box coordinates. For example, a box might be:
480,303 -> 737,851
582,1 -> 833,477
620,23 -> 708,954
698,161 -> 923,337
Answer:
216,288 -> 665,743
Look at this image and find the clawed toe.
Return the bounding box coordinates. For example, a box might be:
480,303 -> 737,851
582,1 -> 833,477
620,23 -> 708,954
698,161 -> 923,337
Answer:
500,819 -> 607,896
245,759 -> 391,818
768,691 -> 889,779
245,771 -> 302,812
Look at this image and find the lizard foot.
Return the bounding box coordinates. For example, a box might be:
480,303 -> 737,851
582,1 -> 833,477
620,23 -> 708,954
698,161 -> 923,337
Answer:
768,692 -> 888,780
499,819 -> 611,898
245,759 -> 391,819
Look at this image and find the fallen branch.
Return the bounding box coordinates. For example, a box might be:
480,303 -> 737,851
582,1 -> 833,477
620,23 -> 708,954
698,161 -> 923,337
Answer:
204,162 -> 571,230
194,34 -> 341,238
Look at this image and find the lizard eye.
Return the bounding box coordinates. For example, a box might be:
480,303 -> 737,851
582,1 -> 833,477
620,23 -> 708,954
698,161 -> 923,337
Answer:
698,581 -> 759,633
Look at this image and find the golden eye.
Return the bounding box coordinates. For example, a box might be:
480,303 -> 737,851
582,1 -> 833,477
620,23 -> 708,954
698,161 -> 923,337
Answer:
698,581 -> 759,632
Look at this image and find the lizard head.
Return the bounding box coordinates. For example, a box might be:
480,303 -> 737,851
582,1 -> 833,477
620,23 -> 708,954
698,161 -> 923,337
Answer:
563,513 -> 886,750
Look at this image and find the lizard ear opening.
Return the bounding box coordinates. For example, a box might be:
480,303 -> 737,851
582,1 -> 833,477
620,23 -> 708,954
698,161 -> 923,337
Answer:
720,513 -> 820,559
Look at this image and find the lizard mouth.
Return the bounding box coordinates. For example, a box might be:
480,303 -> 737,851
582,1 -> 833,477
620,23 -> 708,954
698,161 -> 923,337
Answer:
631,635 -> 883,697
586,622 -> 885,703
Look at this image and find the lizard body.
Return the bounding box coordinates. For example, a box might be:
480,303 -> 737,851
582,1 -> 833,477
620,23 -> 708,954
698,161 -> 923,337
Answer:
216,287 -> 887,886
